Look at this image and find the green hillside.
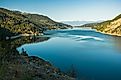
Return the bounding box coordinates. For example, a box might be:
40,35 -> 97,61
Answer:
0,7 -> 72,40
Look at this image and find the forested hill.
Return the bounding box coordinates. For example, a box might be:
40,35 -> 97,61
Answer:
0,7 -> 72,40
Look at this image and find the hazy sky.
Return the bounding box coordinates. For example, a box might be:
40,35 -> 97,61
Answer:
0,0 -> 121,21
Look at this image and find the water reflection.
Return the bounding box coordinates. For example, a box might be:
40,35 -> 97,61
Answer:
111,36 -> 121,53
17,29 -> 121,80
0,36 -> 50,56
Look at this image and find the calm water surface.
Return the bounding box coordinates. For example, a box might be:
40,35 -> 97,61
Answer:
17,28 -> 121,80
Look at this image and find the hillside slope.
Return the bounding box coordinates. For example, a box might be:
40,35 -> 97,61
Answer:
80,14 -> 121,36
79,23 -> 99,28
94,14 -> 121,36
0,8 -> 72,40
25,14 -> 72,30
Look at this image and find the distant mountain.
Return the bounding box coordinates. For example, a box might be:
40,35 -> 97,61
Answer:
61,21 -> 102,26
0,7 -> 72,40
79,23 -> 99,28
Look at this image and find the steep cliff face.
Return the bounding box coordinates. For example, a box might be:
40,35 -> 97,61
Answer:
94,14 -> 121,36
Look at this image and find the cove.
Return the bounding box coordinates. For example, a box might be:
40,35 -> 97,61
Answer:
17,28 -> 121,80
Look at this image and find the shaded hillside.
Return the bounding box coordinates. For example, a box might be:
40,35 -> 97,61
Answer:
0,27 -> 15,40
78,23 -> 99,28
0,8 -> 41,38
0,7 -> 72,40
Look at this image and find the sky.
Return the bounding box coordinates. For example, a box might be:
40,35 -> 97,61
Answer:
0,0 -> 121,21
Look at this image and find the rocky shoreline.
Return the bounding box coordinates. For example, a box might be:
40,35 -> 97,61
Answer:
18,53 -> 76,80
0,37 -> 75,80
0,49 -> 75,80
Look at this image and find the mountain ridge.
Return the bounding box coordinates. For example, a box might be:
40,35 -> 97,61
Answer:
62,20 -> 103,26
0,7 -> 72,40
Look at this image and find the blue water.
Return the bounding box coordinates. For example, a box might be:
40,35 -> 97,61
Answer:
17,28 -> 121,80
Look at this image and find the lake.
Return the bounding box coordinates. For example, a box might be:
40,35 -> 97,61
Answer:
17,28 -> 121,80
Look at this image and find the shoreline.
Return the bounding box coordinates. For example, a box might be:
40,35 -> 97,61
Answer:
6,33 -> 44,40
3,28 -> 120,80
9,28 -> 121,40
19,52 -> 75,80
0,36 -> 75,80
79,27 -> 121,37
95,30 -> 121,37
